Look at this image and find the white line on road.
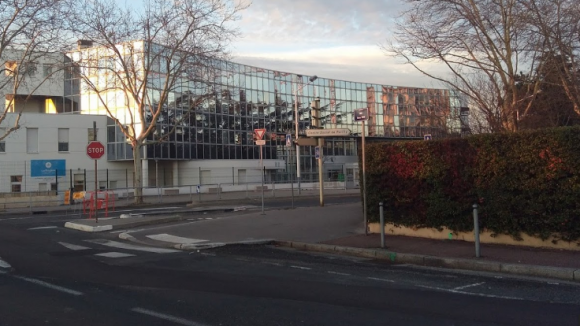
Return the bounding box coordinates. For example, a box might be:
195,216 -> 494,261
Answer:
84,239 -> 180,253
95,252 -> 136,258
454,282 -> 485,291
262,262 -> 283,267
367,277 -> 395,283
416,284 -> 523,300
327,271 -> 351,276
290,265 -> 312,270
146,234 -> 208,245
14,276 -> 83,296
58,242 -> 91,251
0,257 -> 11,269
27,226 -> 58,230
131,307 -> 208,326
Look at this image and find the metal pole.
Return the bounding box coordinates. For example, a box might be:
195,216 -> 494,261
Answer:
93,121 -> 98,223
294,87 -> 301,195
473,203 -> 481,258
126,169 -> 128,189
289,146 -> 294,208
84,169 -> 87,191
106,169 -> 109,190
232,167 -> 235,185
261,148 -> 265,215
380,201 -> 385,248
55,169 -> 58,193
362,120 -> 367,235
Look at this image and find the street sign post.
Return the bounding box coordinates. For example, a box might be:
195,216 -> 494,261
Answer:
353,108 -> 369,235
315,146 -> 320,159
305,128 -> 350,137
254,129 -> 266,214
87,122 -> 102,223
285,134 -> 292,147
424,134 -> 432,141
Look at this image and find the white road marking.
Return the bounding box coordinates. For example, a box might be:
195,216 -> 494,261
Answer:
454,282 -> 486,291
84,239 -> 180,253
146,234 -> 208,245
14,276 -> 83,296
367,277 -> 395,283
28,226 -> 58,230
416,284 -> 523,300
263,262 -> 283,267
95,252 -> 136,258
0,257 -> 11,269
131,307 -> 207,326
204,218 -> 213,220
200,252 -> 216,257
327,271 -> 351,276
58,242 -> 91,251
290,265 -> 312,270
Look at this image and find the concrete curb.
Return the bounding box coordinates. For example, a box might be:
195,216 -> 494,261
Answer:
65,215 -> 183,232
119,232 -> 274,251
273,241 -> 580,283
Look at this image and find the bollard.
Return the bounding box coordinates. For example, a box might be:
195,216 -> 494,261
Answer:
380,201 -> 385,248
473,203 -> 481,258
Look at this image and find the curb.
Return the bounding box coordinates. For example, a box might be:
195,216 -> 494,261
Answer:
64,215 -> 183,232
119,232 -> 274,251
0,256 -> 12,271
274,241 -> 580,283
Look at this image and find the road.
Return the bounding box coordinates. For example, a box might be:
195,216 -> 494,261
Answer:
0,201 -> 579,326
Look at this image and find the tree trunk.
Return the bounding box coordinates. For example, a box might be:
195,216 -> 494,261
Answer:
132,143 -> 143,204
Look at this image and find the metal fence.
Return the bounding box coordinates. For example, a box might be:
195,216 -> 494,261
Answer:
0,167 -> 356,212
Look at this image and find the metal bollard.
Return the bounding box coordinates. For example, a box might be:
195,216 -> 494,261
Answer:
379,201 -> 385,248
473,203 -> 481,258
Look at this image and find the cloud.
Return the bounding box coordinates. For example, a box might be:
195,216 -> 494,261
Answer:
230,0 -> 448,88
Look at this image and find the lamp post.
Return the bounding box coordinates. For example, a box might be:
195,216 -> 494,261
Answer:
294,75 -> 317,194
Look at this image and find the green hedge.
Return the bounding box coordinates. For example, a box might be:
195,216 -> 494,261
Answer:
362,127 -> 580,242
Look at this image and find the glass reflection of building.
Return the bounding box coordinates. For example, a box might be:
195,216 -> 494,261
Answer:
67,41 -> 463,184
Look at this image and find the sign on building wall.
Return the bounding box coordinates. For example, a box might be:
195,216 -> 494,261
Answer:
31,160 -> 66,178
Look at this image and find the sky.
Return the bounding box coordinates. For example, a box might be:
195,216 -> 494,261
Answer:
229,0 -> 447,88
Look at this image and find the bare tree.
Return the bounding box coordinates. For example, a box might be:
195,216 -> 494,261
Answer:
67,0 -> 248,203
383,0 -> 546,132
0,0 -> 70,140
522,0 -> 580,116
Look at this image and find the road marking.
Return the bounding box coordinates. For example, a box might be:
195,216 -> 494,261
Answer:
327,271 -> 351,276
367,277 -> 395,283
28,226 -> 58,230
58,242 -> 91,251
416,284 -> 523,300
454,282 -> 486,290
263,262 -> 283,267
204,218 -> 213,220
95,252 -> 136,258
131,307 -> 208,326
146,234 -> 208,245
290,265 -> 312,270
84,239 -> 180,253
14,276 -> 83,296
0,257 -> 11,269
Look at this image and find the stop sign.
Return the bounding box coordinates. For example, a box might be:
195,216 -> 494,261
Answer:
87,141 -> 105,159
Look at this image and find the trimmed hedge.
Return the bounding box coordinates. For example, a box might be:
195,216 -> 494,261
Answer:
362,127 -> 580,242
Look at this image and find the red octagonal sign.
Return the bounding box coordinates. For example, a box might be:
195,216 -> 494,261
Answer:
87,141 -> 105,159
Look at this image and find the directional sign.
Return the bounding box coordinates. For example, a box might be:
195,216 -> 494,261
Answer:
424,134 -> 432,141
255,140 -> 266,145
254,129 -> 266,140
305,128 -> 351,137
86,141 -> 105,159
286,134 -> 292,147
315,146 -> 320,159
354,108 -> 369,121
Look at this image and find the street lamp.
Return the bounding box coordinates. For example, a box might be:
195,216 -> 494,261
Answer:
294,75 -> 317,194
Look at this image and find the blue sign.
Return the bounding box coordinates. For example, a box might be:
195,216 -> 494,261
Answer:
424,134 -> 432,141
286,134 -> 292,147
315,146 -> 320,159
31,160 -> 66,178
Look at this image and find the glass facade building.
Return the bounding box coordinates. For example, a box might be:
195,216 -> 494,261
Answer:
67,41 -> 463,183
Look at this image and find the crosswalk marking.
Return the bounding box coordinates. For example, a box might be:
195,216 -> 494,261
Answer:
84,239 -> 180,253
146,234 -> 208,245
95,252 -> 136,258
28,226 -> 58,230
58,242 -> 91,251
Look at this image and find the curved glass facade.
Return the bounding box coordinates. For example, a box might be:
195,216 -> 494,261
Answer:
68,42 -> 463,181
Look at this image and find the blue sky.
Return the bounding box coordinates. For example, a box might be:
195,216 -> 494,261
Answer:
230,0 -> 446,88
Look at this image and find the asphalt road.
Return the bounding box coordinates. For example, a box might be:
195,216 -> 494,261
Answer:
0,202 -> 579,326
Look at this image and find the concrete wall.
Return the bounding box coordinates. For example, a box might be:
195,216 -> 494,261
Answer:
369,222 -> 580,251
